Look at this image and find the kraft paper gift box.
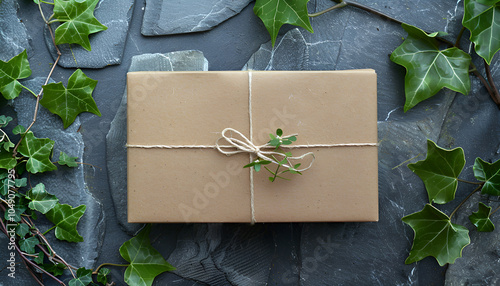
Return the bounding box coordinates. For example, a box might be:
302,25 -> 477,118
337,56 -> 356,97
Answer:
127,70 -> 378,223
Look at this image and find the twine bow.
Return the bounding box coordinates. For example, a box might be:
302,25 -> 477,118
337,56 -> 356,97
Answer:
215,128 -> 315,172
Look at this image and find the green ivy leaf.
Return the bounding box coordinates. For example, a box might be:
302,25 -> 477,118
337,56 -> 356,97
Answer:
97,267 -> 110,285
41,69 -> 101,129
390,24 -> 471,111
269,138 -> 280,146
473,157 -> 500,195
45,203 -> 86,242
19,236 -> 40,254
469,202 -> 495,232
0,115 -> 13,128
0,177 -> 14,196
4,199 -> 27,223
18,131 -> 57,174
14,178 -> 26,188
69,267 -> 93,286
26,183 -> 59,214
40,263 -> 66,276
52,0 -> 108,51
408,139 -> 465,204
16,223 -> 30,237
58,151 -> 78,167
402,204 -> 470,266
13,125 -> 26,135
463,0 -> 500,64
0,150 -> 17,170
254,163 -> 261,172
254,0 -> 313,47
119,224 -> 175,286
33,251 -> 44,264
1,141 -> 14,152
0,50 -> 32,100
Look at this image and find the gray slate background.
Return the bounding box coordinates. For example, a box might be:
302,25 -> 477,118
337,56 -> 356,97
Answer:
1,0 -> 499,285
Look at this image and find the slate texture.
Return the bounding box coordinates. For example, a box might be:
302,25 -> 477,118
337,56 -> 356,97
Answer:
442,58 -> 500,286
44,0 -> 135,68
0,0 -> 30,61
141,0 -> 253,35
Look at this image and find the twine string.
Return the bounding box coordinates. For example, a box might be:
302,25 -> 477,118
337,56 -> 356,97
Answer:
215,127 -> 315,172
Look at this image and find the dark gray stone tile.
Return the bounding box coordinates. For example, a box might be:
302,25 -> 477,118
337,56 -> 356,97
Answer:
141,0 -> 252,35
0,0 -> 30,61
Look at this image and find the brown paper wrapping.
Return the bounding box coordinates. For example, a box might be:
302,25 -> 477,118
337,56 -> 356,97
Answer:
127,70 -> 378,223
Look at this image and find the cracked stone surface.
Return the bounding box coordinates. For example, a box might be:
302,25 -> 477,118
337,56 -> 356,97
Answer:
106,51 -> 208,235
45,0 -> 135,68
0,0 -> 30,61
0,78 -> 105,283
152,224 -> 274,285
443,58 -> 500,286
141,0 -> 252,35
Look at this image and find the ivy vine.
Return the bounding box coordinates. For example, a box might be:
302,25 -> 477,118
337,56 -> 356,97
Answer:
0,0 -> 174,285
252,0 -> 500,267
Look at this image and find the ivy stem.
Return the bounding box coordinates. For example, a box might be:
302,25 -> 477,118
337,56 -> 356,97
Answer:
34,228 -> 77,279
47,19 -> 66,24
470,62 -> 498,106
21,251 -> 39,258
0,207 -> 65,285
271,164 -> 280,182
18,258 -> 44,286
454,26 -> 466,48
36,243 -> 78,270
490,205 -> 500,216
25,214 -> 78,278
457,178 -> 483,185
20,84 -> 39,97
484,60 -> 500,106
93,263 -> 129,274
40,0 -> 55,5
13,4 -> 62,157
37,2 -> 47,23
42,225 -> 56,235
308,0 -> 347,17
0,198 -> 9,206
0,128 -> 11,144
449,184 -> 483,219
